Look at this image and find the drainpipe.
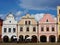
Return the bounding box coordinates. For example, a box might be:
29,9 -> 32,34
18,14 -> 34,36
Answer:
17,24 -> 18,42
37,22 -> 39,43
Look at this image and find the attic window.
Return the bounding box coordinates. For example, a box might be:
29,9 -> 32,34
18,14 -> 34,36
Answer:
46,19 -> 48,22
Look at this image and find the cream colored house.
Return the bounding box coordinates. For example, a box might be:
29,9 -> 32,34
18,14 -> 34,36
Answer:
18,14 -> 38,42
57,6 -> 60,41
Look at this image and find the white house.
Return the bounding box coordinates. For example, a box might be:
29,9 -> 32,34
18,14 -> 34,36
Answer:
2,13 -> 17,42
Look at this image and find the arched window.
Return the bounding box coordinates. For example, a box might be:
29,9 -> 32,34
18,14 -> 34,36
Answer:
25,21 -> 27,25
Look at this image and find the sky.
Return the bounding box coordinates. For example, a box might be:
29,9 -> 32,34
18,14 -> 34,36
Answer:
0,0 -> 60,21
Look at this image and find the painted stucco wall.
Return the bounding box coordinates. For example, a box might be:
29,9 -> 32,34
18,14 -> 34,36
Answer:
39,14 -> 57,42
2,13 -> 17,39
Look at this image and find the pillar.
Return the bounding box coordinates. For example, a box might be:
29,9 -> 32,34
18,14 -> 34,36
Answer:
47,36 -> 49,42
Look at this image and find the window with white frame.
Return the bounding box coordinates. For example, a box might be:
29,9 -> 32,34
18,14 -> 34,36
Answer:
4,28 -> 7,33
13,28 -> 16,32
20,27 -> 23,32
8,28 -> 11,32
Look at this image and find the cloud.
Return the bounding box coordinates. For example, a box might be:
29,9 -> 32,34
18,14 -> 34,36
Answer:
31,13 -> 45,21
15,10 -> 29,21
0,14 -> 5,19
31,13 -> 56,21
52,15 -> 57,21
16,11 -> 22,16
19,0 -> 60,10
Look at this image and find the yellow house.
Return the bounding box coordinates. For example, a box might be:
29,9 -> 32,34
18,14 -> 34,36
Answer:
57,6 -> 60,41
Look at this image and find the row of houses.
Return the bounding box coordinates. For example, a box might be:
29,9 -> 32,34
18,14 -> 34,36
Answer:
0,6 -> 60,42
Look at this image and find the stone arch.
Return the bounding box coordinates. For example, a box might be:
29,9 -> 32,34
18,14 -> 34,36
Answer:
3,35 -> 9,42
19,35 -> 24,42
11,35 -> 17,42
40,35 -> 47,42
25,35 -> 30,42
58,35 -> 60,42
31,35 -> 37,42
25,35 -> 29,39
49,35 -> 56,42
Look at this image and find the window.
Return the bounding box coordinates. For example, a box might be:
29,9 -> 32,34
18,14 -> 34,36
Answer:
59,10 -> 60,14
46,19 -> 48,22
4,28 -> 7,33
8,28 -> 11,32
20,27 -> 23,31
41,27 -> 44,31
46,27 -> 49,31
25,21 -> 27,25
52,27 -> 54,31
13,28 -> 16,32
29,21 -> 31,25
9,21 -> 11,23
59,18 -> 60,22
33,27 -> 36,32
26,27 -> 29,32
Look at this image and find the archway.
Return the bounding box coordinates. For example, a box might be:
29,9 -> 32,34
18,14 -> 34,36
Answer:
25,35 -> 30,42
11,35 -> 17,42
40,35 -> 47,42
3,35 -> 9,42
58,35 -> 60,42
49,35 -> 55,42
0,35 -> 1,39
31,35 -> 37,42
0,35 -> 2,42
19,35 -> 24,42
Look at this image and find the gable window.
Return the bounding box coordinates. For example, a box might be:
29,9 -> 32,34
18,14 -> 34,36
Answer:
25,21 -> 27,25
52,27 -> 54,31
29,21 -> 31,25
41,27 -> 44,31
4,28 -> 7,33
20,27 -> 23,31
13,28 -> 16,33
8,28 -> 11,32
9,21 -> 11,23
46,27 -> 49,31
33,27 -> 36,32
46,19 -> 48,22
26,27 -> 29,32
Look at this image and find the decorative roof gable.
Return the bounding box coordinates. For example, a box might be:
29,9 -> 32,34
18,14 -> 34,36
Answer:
39,14 -> 56,23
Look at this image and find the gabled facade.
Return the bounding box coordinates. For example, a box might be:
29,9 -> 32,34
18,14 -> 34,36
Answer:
18,14 -> 38,42
39,14 -> 57,42
2,13 -> 17,42
57,6 -> 60,41
0,18 -> 3,41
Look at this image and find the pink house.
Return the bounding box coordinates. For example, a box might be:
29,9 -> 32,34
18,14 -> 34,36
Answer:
38,14 -> 57,42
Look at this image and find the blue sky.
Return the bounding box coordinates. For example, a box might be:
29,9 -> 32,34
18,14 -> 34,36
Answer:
0,0 -> 60,21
